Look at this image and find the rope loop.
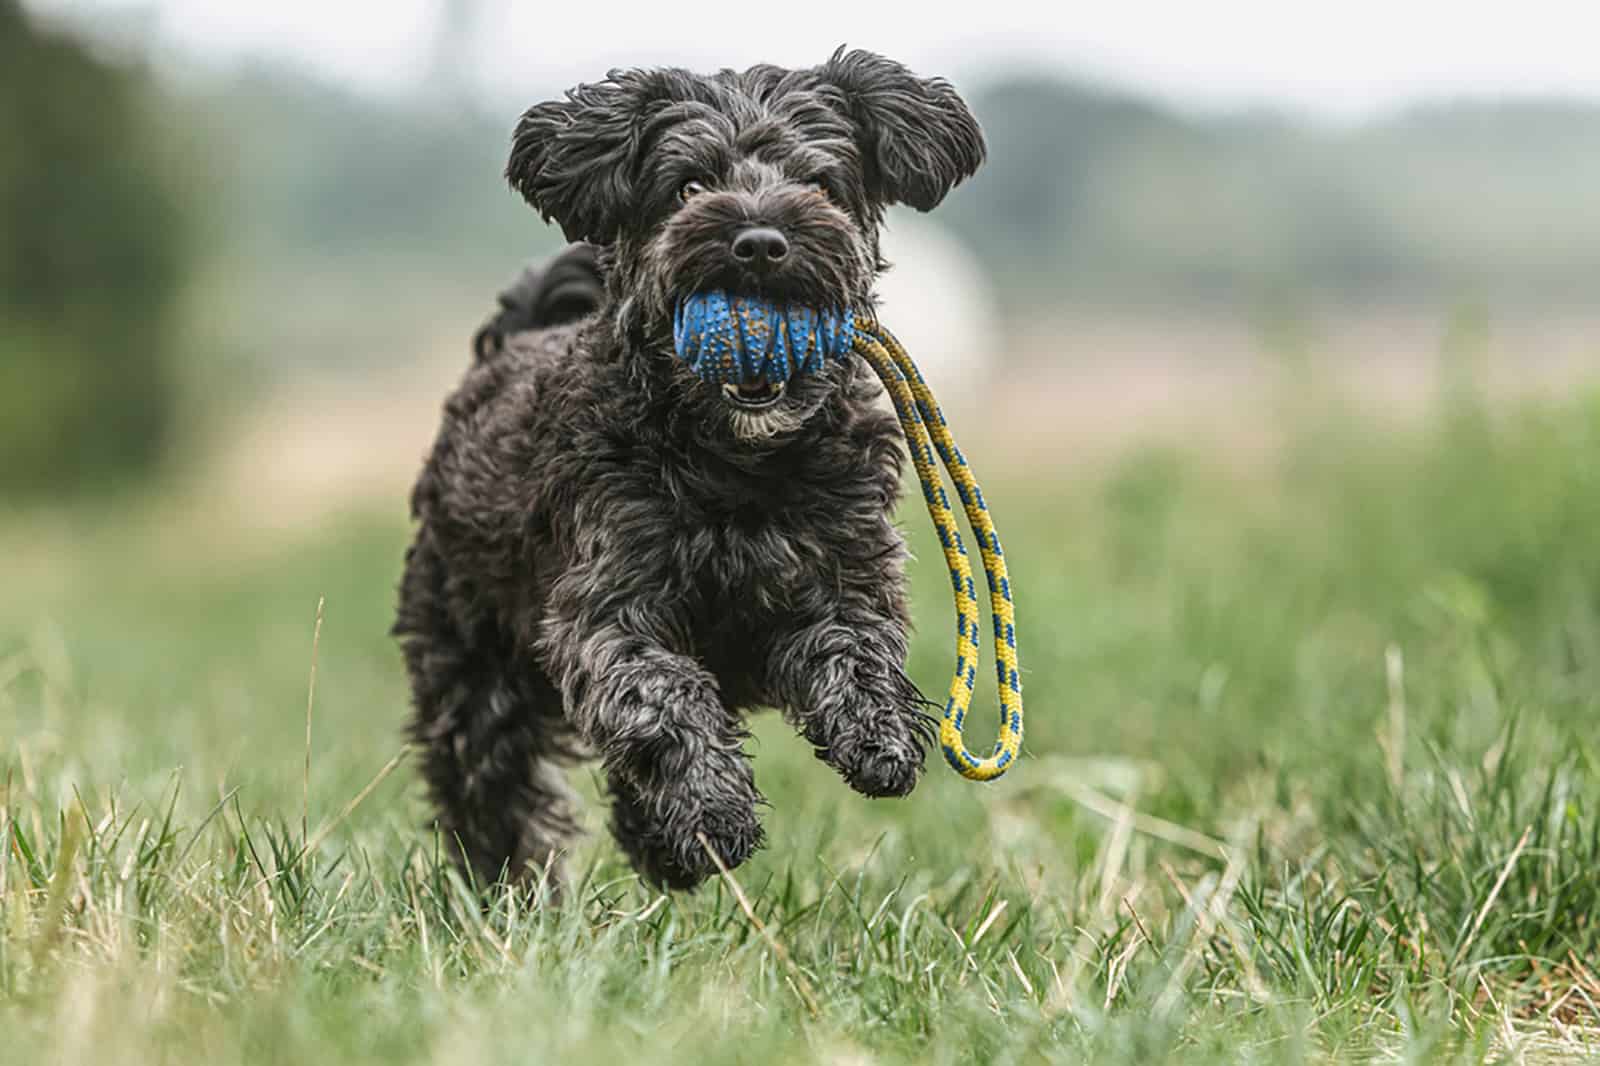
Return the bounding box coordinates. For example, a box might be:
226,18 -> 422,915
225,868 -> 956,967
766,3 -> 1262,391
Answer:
852,320 -> 1023,781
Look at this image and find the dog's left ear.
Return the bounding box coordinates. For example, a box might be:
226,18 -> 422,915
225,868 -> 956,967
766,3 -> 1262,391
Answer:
814,48 -> 986,211
508,70 -> 696,243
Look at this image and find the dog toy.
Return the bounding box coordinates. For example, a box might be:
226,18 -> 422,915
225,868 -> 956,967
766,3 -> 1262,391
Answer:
674,291 -> 1023,782
673,293 -> 857,383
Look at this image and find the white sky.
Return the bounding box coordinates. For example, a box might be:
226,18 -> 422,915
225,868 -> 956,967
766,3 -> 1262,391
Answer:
40,0 -> 1600,118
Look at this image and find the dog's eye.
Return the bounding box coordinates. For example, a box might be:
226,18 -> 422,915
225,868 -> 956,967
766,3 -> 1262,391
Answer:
680,180 -> 709,202
807,180 -> 830,200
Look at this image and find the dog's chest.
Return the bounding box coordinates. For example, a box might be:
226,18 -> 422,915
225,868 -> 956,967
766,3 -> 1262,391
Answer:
599,439 -> 895,641
678,495 -> 825,620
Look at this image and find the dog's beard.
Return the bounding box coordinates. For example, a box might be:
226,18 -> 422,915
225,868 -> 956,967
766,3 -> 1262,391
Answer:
710,359 -> 840,445
727,402 -> 809,443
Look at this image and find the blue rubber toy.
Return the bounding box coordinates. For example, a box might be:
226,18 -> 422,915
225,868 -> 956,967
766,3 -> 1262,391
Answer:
673,291 -> 857,384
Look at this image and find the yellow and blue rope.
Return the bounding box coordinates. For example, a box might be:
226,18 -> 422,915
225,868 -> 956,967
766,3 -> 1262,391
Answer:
852,321 -> 1022,781
673,291 -> 1024,781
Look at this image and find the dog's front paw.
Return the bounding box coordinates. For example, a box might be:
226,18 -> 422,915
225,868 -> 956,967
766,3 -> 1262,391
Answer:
838,731 -> 925,798
806,681 -> 933,799
827,716 -> 927,798
609,745 -> 765,891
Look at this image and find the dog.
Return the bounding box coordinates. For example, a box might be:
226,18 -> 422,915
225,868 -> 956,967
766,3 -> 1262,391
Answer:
395,47 -> 985,892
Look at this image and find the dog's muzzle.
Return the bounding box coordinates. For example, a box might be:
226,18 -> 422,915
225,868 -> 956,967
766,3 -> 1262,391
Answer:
672,292 -> 857,398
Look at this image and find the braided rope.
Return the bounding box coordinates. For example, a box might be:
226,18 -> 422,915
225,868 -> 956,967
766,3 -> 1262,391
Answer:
852,320 -> 1023,782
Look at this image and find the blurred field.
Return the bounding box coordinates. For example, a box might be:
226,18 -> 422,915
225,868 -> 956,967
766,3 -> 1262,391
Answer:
6,362 -> 1600,1064
175,307 -> 1600,538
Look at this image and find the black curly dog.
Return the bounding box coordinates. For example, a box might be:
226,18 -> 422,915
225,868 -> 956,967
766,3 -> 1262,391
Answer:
395,48 -> 985,892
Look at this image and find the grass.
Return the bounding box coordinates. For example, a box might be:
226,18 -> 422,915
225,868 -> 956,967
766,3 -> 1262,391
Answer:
5,366 -> 1600,1064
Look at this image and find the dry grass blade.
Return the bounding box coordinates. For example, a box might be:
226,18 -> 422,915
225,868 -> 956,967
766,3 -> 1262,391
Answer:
697,830 -> 820,1020
1382,644 -> 1407,793
304,596 -> 325,849
302,747 -> 411,860
1048,797 -> 1139,1015
1457,825 -> 1532,965
971,898 -> 1009,947
32,801 -> 85,968
1051,775 -> 1227,859
1104,898 -> 1150,1011
1154,823 -> 1252,1017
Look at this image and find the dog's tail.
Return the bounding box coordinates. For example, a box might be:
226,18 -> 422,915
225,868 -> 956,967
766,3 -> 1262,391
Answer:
472,242 -> 604,362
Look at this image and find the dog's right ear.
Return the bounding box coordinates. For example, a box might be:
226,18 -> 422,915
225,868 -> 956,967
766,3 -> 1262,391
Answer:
813,48 -> 986,212
508,70 -> 693,244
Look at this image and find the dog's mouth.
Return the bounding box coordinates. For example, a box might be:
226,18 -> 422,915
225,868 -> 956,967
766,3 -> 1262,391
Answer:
720,379 -> 787,410
674,292 -> 856,396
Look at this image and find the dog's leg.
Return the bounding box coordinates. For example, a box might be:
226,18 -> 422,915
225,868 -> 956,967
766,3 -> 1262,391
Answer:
396,533 -> 582,895
568,643 -> 764,890
767,596 -> 933,800
541,572 -> 764,890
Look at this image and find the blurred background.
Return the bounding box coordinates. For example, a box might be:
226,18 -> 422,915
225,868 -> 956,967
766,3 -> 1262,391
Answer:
5,0 -> 1599,525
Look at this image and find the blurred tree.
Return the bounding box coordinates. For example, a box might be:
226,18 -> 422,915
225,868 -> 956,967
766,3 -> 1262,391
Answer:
944,72 -> 1600,315
0,0 -> 193,498
941,75 -> 1176,296
182,62 -> 543,372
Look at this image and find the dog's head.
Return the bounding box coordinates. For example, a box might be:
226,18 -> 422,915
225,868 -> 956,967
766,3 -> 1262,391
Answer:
507,48 -> 984,442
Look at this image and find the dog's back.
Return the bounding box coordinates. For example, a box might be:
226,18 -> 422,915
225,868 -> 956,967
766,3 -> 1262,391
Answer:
471,242 -> 603,362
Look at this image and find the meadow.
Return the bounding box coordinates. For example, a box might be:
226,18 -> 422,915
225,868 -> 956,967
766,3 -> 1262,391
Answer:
4,357 -> 1600,1064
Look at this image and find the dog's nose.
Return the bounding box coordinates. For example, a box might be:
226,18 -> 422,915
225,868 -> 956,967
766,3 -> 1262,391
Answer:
730,227 -> 789,268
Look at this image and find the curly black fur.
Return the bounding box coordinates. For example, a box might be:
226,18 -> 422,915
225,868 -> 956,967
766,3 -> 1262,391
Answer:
395,48 -> 984,892
471,243 -> 603,363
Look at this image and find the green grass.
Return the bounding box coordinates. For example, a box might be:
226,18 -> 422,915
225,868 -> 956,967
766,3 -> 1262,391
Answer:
6,377 -> 1600,1064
